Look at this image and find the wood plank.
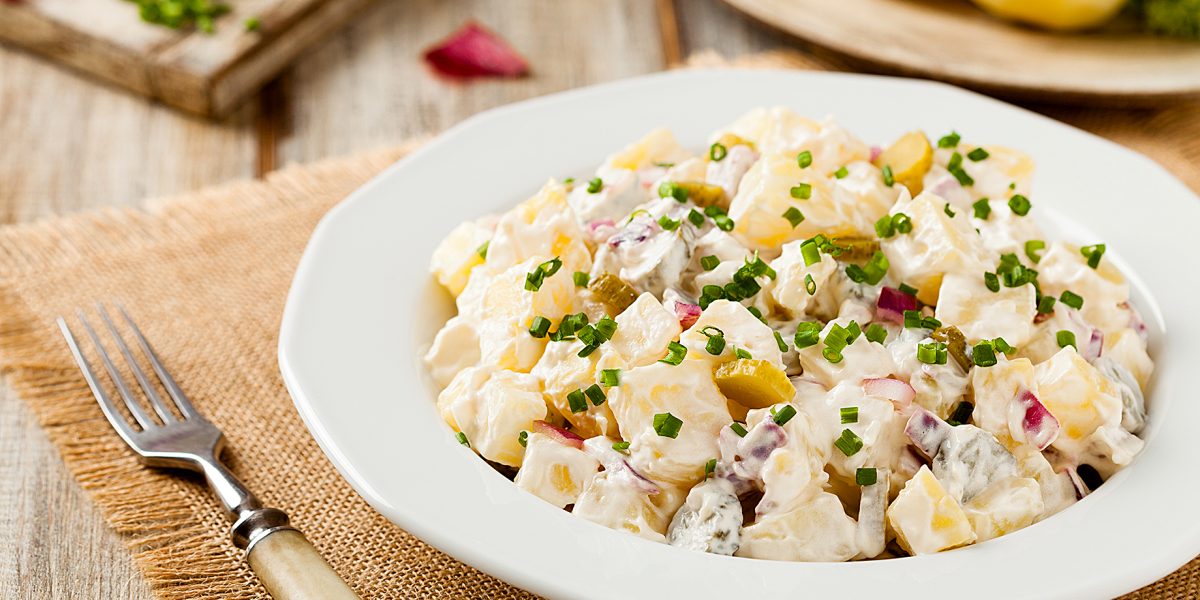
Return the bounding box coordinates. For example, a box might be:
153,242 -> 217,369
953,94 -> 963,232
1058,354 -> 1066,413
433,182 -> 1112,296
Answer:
0,45 -> 259,221
278,0 -> 668,164
0,0 -> 379,117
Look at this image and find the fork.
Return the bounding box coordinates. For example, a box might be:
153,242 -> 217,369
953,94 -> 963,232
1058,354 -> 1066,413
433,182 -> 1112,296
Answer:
57,305 -> 359,600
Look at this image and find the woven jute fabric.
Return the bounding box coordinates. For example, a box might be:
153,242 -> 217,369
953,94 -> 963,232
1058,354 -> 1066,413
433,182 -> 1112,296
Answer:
1,51 -> 1197,600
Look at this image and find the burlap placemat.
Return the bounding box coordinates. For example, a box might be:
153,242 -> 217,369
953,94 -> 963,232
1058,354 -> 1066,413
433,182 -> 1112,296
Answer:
1,52 -> 1196,599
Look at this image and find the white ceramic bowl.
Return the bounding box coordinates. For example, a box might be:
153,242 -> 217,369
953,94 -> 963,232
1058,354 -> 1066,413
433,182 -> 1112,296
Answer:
279,69 -> 1200,599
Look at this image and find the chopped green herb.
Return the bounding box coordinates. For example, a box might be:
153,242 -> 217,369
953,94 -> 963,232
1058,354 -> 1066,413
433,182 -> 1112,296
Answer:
892,213 -> 913,234
244,16 -> 261,31
1025,240 -> 1046,264
704,458 -> 717,477
600,368 -> 621,387
800,240 -> 821,267
797,150 -> 813,168
700,326 -> 727,355
993,337 -> 1015,354
697,255 -> 720,273
653,412 -> 683,438
865,323 -> 887,344
730,422 -> 748,437
794,322 -> 822,348
587,177 -> 603,193
710,142 -> 728,162
856,467 -> 878,486
972,198 -> 991,220
937,131 -> 961,148
917,341 -> 949,365
456,431 -> 470,447
875,214 -> 895,239
840,406 -> 859,424
903,310 -> 923,329
573,271 -> 590,287
1081,244 -> 1106,269
529,316 -> 551,338
613,441 -> 630,452
984,272 -> 1000,292
783,206 -> 806,227
585,383 -> 607,406
804,273 -> 816,295
773,404 -> 798,426
947,401 -> 975,426
1037,295 -> 1056,314
774,331 -> 789,352
822,347 -> 844,364
688,209 -> 706,227
834,429 -> 864,456
567,389 -> 588,413
922,316 -> 942,329
834,166 -> 850,179
518,430 -> 528,447
524,256 -> 563,291
882,165 -> 894,187
790,183 -> 812,200
947,152 -> 975,186
476,240 -> 490,259
1060,290 -> 1084,310
1057,330 -> 1077,349
972,342 -> 997,367
660,341 -> 687,365
967,148 -> 990,162
658,181 -> 688,202
658,215 -> 680,231
734,347 -> 753,360
898,283 -> 919,297
1008,194 -> 1032,216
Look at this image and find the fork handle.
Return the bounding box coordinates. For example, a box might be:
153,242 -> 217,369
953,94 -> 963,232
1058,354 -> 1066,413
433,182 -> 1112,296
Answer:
246,528 -> 360,600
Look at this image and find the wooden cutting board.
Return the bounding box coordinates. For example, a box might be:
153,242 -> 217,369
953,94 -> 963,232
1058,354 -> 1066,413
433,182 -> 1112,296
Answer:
722,0 -> 1200,106
0,0 -> 379,117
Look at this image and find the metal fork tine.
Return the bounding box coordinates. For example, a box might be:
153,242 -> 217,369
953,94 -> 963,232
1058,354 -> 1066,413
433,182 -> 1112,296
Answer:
96,304 -> 177,424
116,305 -> 199,420
76,309 -> 158,430
57,317 -> 142,445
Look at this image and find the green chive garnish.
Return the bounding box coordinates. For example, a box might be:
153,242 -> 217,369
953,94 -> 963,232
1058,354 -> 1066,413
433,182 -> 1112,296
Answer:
790,183 -> 812,200
882,165 -> 894,187
573,271 -> 590,287
984,272 -> 1000,292
704,458 -> 717,477
1081,244 -> 1106,269
773,404 -> 797,426
710,142 -> 728,162
660,341 -> 687,365
587,177 -> 603,193
967,148 -> 990,162
937,131 -> 961,148
892,213 -> 913,234
1060,290 -> 1084,310
659,215 -> 680,231
794,322 -> 822,348
972,198 -> 991,220
797,150 -> 813,168
1057,330 -> 1077,349
972,342 -> 997,367
840,406 -> 859,424
585,383 -> 607,406
800,240 -> 821,266
865,323 -> 887,344
899,283 -> 919,297
783,206 -> 805,227
1008,194 -> 1032,216
875,214 -> 895,238
456,431 -> 470,447
1025,240 -> 1045,264
774,331 -> 789,352
856,467 -> 878,486
613,441 -> 630,452
688,209 -> 706,227
834,166 -> 850,179
476,240 -> 490,259
834,429 -> 864,456
518,430 -> 528,447
804,273 -> 816,295
700,255 -> 721,271
700,326 -> 726,355
529,316 -> 551,338
730,422 -> 748,437
653,412 -> 683,438
1037,295 -> 1056,314
944,203 -> 956,218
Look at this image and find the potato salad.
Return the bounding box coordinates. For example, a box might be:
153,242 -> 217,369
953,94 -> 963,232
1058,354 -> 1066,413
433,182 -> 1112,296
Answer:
424,107 -> 1152,561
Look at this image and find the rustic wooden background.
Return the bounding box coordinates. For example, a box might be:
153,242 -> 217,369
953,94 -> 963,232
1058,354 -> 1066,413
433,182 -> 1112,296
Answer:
0,0 -> 1192,598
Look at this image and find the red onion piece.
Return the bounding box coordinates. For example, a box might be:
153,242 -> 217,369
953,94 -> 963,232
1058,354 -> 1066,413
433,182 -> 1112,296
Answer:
674,301 -> 702,330
869,146 -> 883,162
905,406 -> 950,458
1010,390 -> 1060,451
532,420 -> 584,450
589,218 -> 615,231
876,287 -> 918,324
863,377 -> 916,410
423,22 -> 529,79
1084,329 -> 1104,361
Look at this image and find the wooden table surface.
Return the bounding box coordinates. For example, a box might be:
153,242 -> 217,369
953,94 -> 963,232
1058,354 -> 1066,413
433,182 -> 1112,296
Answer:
0,1 -> 1188,598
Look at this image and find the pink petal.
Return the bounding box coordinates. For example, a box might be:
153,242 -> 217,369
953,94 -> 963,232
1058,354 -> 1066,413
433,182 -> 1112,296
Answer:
423,21 -> 529,79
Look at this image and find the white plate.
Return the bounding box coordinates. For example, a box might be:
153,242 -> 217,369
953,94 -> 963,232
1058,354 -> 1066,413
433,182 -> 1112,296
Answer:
279,70 -> 1200,600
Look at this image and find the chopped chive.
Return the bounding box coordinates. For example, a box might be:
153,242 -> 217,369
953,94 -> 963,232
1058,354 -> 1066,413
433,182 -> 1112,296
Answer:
659,341 -> 687,365
573,271 -> 590,287
1057,330 -> 1077,349
587,177 -> 603,193
1037,295 -> 1056,314
700,326 -> 726,355
585,383 -> 607,406
773,404 -> 797,426
984,272 -> 1000,292
903,310 -> 923,329
846,264 -> 867,284
244,16 -> 262,31
710,142 -> 728,162
993,337 -> 1015,354
529,316 -> 552,338
1060,290 -> 1084,310
972,342 -> 997,367
567,389 -> 588,413
783,206 -> 806,227
865,323 -> 887,344
476,240 -> 490,259
730,422 -> 748,437
734,347 -> 752,359
704,458 -> 717,477
774,331 -> 789,352
917,341 -> 948,365
1008,194 -> 1032,216
947,152 -> 975,186
800,240 -> 821,266
794,322 -> 822,348
595,316 -> 617,340
700,255 -> 721,271
518,430 -> 528,447
882,165 -> 894,187
972,198 -> 991,220
834,429 -> 864,456
875,214 -> 895,238
658,181 -> 686,201
612,441 -> 630,452
840,406 -> 859,424
1081,244 -> 1106,269
790,183 -> 812,200
456,431 -> 470,447
688,209 -> 706,227
600,368 -> 621,387
944,203 -> 956,218
653,412 -> 683,438
898,283 -> 919,297
834,166 -> 850,179
524,256 -> 563,291
856,467 -> 878,486
937,131 -> 961,148
797,150 -> 813,168
804,273 -> 816,295
658,215 -> 681,231
967,148 -> 990,162
921,316 -> 941,330
1025,240 -> 1045,264
822,347 -> 843,364
747,305 -> 767,324
713,214 -> 734,231
892,213 -> 913,234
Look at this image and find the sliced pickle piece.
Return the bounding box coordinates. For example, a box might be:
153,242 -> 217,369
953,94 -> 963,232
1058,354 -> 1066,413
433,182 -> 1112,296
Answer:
677,181 -> 729,210
589,272 -> 638,313
931,326 -> 971,371
873,131 -> 933,195
714,359 -> 795,409
829,236 -> 881,263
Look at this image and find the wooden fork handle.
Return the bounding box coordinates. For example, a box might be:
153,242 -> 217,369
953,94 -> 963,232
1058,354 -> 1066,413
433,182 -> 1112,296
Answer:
246,528 -> 360,600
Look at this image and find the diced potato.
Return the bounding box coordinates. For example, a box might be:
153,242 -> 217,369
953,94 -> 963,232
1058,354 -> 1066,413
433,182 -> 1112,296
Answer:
603,128 -> 692,172
1103,328 -> 1153,391
679,299 -> 784,370
430,219 -> 492,297
1036,242 -> 1130,333
962,477 -> 1044,542
1035,346 -> 1123,459
438,368 -> 547,467
423,316 -> 481,388
736,492 -> 859,562
873,131 -> 933,195
607,293 -> 683,368
880,190 -> 996,305
887,465 -> 976,554
796,320 -> 897,388
515,432 -> 601,508
608,360 -> 733,485
486,180 -> 592,276
970,357 -> 1038,445
573,472 -> 687,543
478,256 -> 576,372
769,242 -> 840,320
530,337 -> 619,438
934,272 -> 1037,347
715,359 -> 795,409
